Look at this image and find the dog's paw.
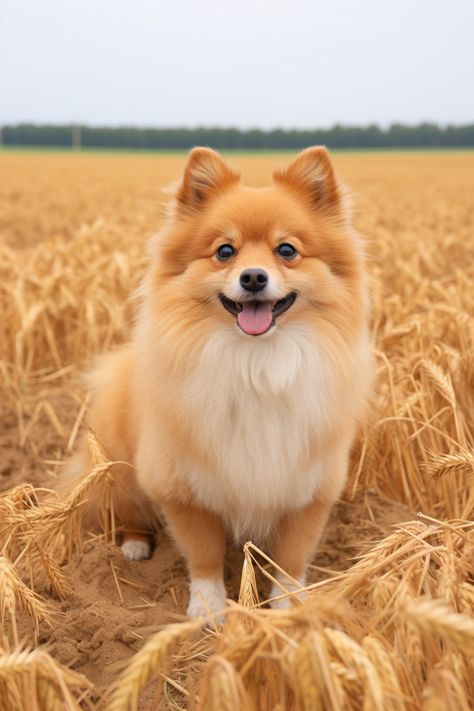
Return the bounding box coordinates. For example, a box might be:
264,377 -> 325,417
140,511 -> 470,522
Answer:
269,574 -> 307,610
121,539 -> 151,561
187,578 -> 227,621
269,593 -> 294,610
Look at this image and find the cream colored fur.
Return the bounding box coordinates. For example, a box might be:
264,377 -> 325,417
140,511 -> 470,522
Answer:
135,322 -> 371,544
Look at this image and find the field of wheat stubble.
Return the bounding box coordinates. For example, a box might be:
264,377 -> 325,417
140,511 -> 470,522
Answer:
0,150 -> 473,710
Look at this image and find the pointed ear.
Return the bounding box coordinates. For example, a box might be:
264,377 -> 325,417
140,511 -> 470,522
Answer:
177,147 -> 239,213
273,146 -> 341,214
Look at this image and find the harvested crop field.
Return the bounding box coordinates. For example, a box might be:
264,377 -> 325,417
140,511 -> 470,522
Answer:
1,149 -> 473,710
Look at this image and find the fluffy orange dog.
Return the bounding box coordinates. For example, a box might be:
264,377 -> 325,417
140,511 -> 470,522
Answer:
69,146 -> 373,617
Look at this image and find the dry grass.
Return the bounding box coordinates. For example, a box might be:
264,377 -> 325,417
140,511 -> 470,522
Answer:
107,619 -> 204,711
0,430 -> 118,599
0,644 -> 93,710
423,447 -> 474,480
0,150 -> 473,709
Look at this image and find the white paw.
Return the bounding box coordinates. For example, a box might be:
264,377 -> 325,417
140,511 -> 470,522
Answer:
270,593 -> 294,610
121,539 -> 151,561
187,578 -> 227,621
269,573 -> 307,610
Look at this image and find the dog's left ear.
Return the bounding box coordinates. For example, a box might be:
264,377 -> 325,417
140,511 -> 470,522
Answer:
177,147 -> 240,214
273,146 -> 341,215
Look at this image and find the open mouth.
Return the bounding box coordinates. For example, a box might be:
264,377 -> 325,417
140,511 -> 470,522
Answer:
219,292 -> 297,335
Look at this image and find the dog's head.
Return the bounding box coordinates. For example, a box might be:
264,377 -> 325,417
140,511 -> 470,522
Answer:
150,147 -> 367,343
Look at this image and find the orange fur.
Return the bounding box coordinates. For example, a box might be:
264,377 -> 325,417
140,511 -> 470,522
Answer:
68,147 -> 374,616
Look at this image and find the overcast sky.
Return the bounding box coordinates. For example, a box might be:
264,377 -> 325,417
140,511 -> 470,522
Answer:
1,0 -> 473,128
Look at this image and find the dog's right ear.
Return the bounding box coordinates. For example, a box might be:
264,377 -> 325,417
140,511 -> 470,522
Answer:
177,148 -> 240,214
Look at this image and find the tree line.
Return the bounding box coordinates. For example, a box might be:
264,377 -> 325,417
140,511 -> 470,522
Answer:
2,123 -> 474,149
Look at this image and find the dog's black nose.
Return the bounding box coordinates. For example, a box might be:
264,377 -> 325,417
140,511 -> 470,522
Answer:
239,268 -> 268,292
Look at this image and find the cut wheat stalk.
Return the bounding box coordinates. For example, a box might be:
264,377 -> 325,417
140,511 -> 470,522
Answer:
402,599 -> 474,652
107,618 -> 203,711
0,555 -> 52,644
423,447 -> 474,480
238,545 -> 259,609
198,655 -> 253,711
0,645 -> 94,711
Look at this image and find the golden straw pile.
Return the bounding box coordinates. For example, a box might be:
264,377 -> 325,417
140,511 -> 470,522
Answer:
0,151 -> 473,710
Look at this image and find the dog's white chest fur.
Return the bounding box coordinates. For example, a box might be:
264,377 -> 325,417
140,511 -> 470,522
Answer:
179,326 -> 341,542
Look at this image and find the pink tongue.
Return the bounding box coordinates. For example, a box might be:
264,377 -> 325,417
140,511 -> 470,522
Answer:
237,301 -> 273,335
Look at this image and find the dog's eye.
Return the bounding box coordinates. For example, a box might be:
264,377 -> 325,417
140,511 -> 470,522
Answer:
276,243 -> 297,260
216,244 -> 236,261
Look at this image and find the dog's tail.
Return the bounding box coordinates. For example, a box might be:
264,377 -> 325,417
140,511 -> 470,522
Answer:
60,430 -> 158,538
58,348 -> 159,540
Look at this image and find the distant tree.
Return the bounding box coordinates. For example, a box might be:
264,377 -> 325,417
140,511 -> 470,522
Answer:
3,123 -> 474,150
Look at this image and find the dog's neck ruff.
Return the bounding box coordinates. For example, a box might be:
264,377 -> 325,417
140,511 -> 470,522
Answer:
197,324 -> 317,396
176,324 -> 335,542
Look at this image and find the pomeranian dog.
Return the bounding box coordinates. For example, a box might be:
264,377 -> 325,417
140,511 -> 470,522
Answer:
68,146 -> 373,618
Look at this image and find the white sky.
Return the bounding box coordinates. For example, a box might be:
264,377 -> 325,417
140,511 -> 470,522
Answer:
0,0 -> 473,128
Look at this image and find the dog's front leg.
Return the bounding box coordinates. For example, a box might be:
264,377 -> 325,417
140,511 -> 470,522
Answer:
269,495 -> 334,609
269,441 -> 351,608
159,499 -> 227,620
